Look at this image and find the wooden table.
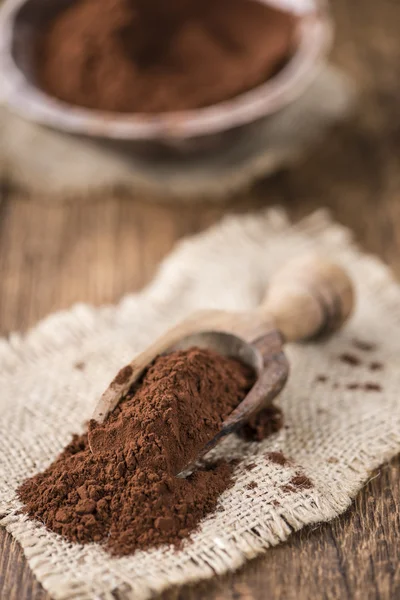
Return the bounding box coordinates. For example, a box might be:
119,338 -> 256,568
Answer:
1,0 -> 399,598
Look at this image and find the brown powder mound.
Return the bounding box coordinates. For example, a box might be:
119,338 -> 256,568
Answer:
89,347 -> 255,474
37,0 -> 296,113
18,348 -> 256,555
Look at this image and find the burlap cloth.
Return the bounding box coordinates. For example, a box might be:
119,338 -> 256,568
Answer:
1,209 -> 399,600
0,66 -> 353,200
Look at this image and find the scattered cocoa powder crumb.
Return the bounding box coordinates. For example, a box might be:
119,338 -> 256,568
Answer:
74,361 -> 85,371
290,474 -> 313,489
37,0 -> 297,114
327,457 -> 339,464
364,382 -> 382,392
245,463 -> 257,472
316,375 -> 328,383
281,484 -> 296,493
246,482 -> 258,490
339,353 -> 362,367
352,339 -> 376,352
272,500 -> 280,507
265,452 -> 289,467
282,474 -> 313,493
347,382 -> 382,392
112,364 -> 133,386
238,405 -> 283,442
369,362 -> 383,372
18,347 -> 255,556
347,383 -> 360,390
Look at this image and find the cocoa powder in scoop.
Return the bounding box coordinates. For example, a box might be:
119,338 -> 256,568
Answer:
19,347 -> 260,555
37,0 -> 296,113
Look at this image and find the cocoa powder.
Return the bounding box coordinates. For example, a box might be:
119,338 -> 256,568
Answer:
281,474 -> 313,494
369,361 -> 383,371
36,0 -> 296,113
339,353 -> 362,367
18,347 -> 266,555
352,339 -> 377,352
265,451 -> 290,467
238,405 -> 283,442
347,382 -> 383,392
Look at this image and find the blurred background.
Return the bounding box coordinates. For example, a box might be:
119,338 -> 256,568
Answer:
0,0 -> 398,330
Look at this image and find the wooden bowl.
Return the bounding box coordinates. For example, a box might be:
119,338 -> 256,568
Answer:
0,0 -> 332,151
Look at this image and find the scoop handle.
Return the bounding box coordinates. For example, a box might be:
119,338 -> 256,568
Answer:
90,255 -> 354,429
259,255 -> 354,342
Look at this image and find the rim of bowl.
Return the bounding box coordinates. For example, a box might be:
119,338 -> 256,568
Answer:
0,0 -> 333,140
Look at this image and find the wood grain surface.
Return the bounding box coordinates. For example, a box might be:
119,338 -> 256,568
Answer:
1,0 -> 400,598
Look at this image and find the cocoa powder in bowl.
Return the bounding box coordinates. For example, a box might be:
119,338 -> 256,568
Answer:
36,0 -> 297,114
19,347 -> 283,555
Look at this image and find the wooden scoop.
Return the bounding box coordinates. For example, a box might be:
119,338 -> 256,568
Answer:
88,255 -> 354,471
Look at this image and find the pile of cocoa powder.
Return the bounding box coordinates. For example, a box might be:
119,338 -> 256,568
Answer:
18,347 -> 282,555
37,0 -> 296,113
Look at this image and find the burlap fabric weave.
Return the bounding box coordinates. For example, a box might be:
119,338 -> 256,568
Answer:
1,209 -> 399,600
